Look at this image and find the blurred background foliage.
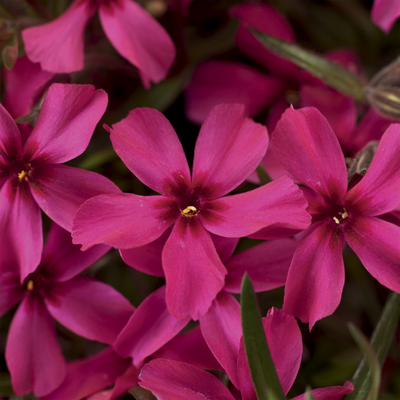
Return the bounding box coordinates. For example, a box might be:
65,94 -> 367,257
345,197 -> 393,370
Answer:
0,0 -> 399,399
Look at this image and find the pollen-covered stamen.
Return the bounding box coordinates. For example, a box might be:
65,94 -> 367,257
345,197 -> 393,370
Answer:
181,205 -> 199,217
24,272 -> 46,292
18,170 -> 28,181
333,207 -> 349,224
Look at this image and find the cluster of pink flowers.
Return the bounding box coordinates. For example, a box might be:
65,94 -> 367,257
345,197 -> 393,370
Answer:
1,0 -> 399,399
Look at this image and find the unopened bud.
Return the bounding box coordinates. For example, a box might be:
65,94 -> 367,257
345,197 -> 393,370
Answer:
364,57 -> 400,120
347,141 -> 379,178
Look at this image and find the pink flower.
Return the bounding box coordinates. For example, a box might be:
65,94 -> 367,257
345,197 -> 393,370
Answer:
72,104 -> 311,320
371,0 -> 400,33
21,0 -> 176,88
3,55 -> 54,145
138,308 -> 354,400
0,223 -> 134,397
42,325 -> 220,400
116,232 -> 297,382
272,106 -> 400,328
0,83 -> 120,281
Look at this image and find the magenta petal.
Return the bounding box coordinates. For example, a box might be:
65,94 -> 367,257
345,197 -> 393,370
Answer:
272,106 -> 348,202
371,0 -> 400,33
300,85 -> 356,151
230,2 -> 298,80
114,286 -> 190,365
283,222 -> 345,329
185,60 -> 284,124
345,124 -> 400,216
30,164 -> 120,231
87,365 -> 140,400
120,228 -> 170,277
192,104 -> 269,199
45,276 -> 134,344
344,216 -> 400,293
31,164 -> 121,231
6,295 -> 65,397
0,180 -> 43,282
139,359 -> 236,400
211,234 -> 239,264
292,381 -> 354,400
238,308 -> 302,397
41,348 -> 131,400
200,176 -> 310,238
23,84 -> 108,164
107,107 -> 190,196
152,325 -> 222,371
99,0 -> 176,88
0,104 -> 22,161
41,223 -> 110,282
4,55 -> 54,120
200,291 -> 242,388
21,0 -> 95,73
225,238 -> 297,293
350,108 -> 391,154
72,193 -> 177,250
262,308 -> 302,394
0,272 -> 25,316
162,217 -> 227,320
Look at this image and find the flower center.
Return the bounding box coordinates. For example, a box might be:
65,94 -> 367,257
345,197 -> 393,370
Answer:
24,271 -> 46,293
181,205 -> 199,217
332,207 -> 349,225
179,192 -> 201,218
8,160 -> 32,182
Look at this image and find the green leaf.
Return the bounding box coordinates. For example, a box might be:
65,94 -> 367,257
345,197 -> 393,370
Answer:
348,323 -> 380,400
2,31 -> 18,70
128,385 -> 157,400
79,148 -> 117,170
305,386 -> 317,400
345,291 -> 400,400
256,164 -> 272,185
240,274 -> 286,400
248,28 -> 365,101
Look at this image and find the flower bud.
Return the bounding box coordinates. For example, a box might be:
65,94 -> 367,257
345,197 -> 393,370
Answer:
364,57 -> 400,120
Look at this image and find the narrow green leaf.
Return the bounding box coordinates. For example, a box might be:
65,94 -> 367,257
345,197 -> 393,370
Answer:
248,28 -> 365,101
79,148 -> 117,170
348,323 -> 380,400
2,31 -> 18,70
256,164 -> 272,185
345,292 -> 400,400
305,386 -> 317,400
128,385 -> 157,400
240,274 -> 286,400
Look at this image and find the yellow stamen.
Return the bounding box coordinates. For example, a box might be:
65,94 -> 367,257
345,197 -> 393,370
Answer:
27,280 -> 34,291
182,206 -> 197,215
18,170 -> 27,181
338,207 -> 349,219
333,217 -> 340,224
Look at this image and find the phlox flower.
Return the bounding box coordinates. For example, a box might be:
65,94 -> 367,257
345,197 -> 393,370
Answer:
0,83 -> 120,281
0,223 -> 134,397
371,0 -> 400,33
115,231 -> 297,386
272,106 -> 400,328
72,103 -> 311,320
42,325 -> 220,400
21,0 -> 176,88
138,308 -> 354,400
185,2 -> 299,125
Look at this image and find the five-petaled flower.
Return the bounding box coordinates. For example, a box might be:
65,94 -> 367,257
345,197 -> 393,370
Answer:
22,0 -> 176,88
0,83 -> 120,281
72,103 -> 311,320
272,106 -> 400,328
